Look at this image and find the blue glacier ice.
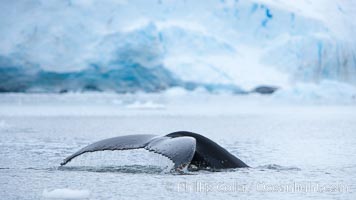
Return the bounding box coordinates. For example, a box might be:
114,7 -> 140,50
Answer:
0,0 -> 355,95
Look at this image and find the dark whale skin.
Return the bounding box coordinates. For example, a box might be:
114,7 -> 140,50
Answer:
166,131 -> 249,169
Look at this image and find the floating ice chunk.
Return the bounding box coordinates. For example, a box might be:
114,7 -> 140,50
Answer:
42,189 -> 90,199
126,101 -> 165,110
272,80 -> 356,104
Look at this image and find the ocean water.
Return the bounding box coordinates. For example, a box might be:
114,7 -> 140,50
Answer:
0,93 -> 355,199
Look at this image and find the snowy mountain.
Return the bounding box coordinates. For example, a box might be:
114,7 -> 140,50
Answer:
0,0 -> 355,93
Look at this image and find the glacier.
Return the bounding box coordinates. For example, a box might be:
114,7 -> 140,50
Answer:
0,0 -> 356,95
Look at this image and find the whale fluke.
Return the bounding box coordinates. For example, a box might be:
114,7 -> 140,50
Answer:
61,131 -> 248,171
61,134 -> 157,165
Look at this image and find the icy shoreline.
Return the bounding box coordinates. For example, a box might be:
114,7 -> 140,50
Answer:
0,91 -> 355,117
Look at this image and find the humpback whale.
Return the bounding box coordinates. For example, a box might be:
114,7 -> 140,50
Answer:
61,131 -> 249,171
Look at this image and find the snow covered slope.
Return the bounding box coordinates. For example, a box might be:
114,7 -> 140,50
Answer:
0,0 -> 355,93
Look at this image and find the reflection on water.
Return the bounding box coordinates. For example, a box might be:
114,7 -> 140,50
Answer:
58,165 -> 169,174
